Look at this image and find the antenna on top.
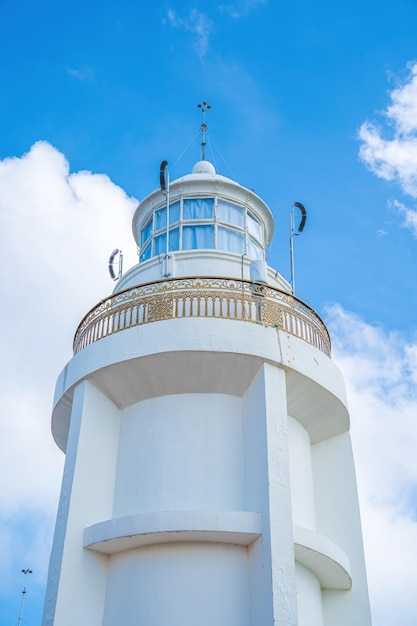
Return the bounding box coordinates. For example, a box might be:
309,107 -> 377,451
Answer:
289,202 -> 307,295
197,100 -> 211,160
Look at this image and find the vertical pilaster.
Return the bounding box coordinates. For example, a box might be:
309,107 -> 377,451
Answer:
243,363 -> 298,626
265,363 -> 298,625
42,381 -> 120,626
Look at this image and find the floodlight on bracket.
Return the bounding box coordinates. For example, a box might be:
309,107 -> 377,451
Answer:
290,201 -> 307,295
108,249 -> 123,281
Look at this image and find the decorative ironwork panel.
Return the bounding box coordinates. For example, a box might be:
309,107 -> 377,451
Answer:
147,296 -> 174,322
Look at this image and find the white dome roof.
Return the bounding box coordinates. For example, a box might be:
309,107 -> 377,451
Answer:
192,160 -> 216,175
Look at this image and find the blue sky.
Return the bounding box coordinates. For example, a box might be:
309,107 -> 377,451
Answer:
1,1 -> 417,624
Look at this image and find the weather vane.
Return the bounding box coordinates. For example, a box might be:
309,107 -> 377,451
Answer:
197,100 -> 211,160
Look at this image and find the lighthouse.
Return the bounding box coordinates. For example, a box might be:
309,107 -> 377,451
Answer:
42,141 -> 372,625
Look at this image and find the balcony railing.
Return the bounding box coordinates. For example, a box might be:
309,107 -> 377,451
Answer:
73,277 -> 331,357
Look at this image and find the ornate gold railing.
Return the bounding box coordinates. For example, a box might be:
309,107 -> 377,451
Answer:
73,277 -> 331,357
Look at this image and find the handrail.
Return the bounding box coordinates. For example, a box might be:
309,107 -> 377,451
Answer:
73,277 -> 331,357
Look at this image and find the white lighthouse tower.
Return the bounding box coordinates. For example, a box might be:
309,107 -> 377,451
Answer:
42,133 -> 372,626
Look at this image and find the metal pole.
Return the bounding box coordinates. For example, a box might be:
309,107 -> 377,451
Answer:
290,207 -> 295,294
118,251 -> 123,280
289,202 -> 307,296
18,569 -> 32,626
197,100 -> 211,160
165,167 -> 170,277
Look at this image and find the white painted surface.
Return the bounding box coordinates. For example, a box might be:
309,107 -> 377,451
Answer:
43,381 -> 120,626
52,318 -> 349,452
113,394 -> 243,516
116,250 -> 292,292
295,562 -> 324,626
103,543 -> 250,626
45,323 -> 370,625
288,416 -> 316,529
312,433 -> 372,626
242,364 -> 298,626
241,365 -> 275,626
293,525 -> 352,589
84,510 -> 262,553
263,364 -> 298,626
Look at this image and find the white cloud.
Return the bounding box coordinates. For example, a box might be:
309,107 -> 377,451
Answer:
67,66 -> 93,80
386,64 -> 417,135
218,0 -> 268,19
326,304 -> 417,626
166,8 -> 212,59
358,62 -> 417,199
388,198 -> 417,238
0,142 -> 138,604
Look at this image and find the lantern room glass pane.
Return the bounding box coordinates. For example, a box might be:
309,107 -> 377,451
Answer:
247,236 -> 263,260
168,227 -> 180,251
218,200 -> 244,228
169,201 -> 180,224
182,224 -> 215,249
154,232 -> 166,255
141,218 -> 153,245
183,198 -> 214,220
247,211 -> 263,243
140,242 -> 151,262
218,226 -> 245,254
155,207 -> 167,231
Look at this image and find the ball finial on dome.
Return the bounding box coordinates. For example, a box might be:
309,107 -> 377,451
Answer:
192,160 -> 216,175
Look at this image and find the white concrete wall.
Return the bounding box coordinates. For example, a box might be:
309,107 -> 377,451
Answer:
45,312 -> 370,626
295,562 -> 324,626
312,432 -> 372,626
288,416 -> 316,530
53,316 -> 349,454
103,543 -> 250,626
115,250 -> 291,293
107,379 -> 299,626
113,393 -> 243,516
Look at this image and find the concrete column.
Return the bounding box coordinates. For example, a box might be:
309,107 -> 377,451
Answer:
243,363 -> 298,626
43,381 -> 120,626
